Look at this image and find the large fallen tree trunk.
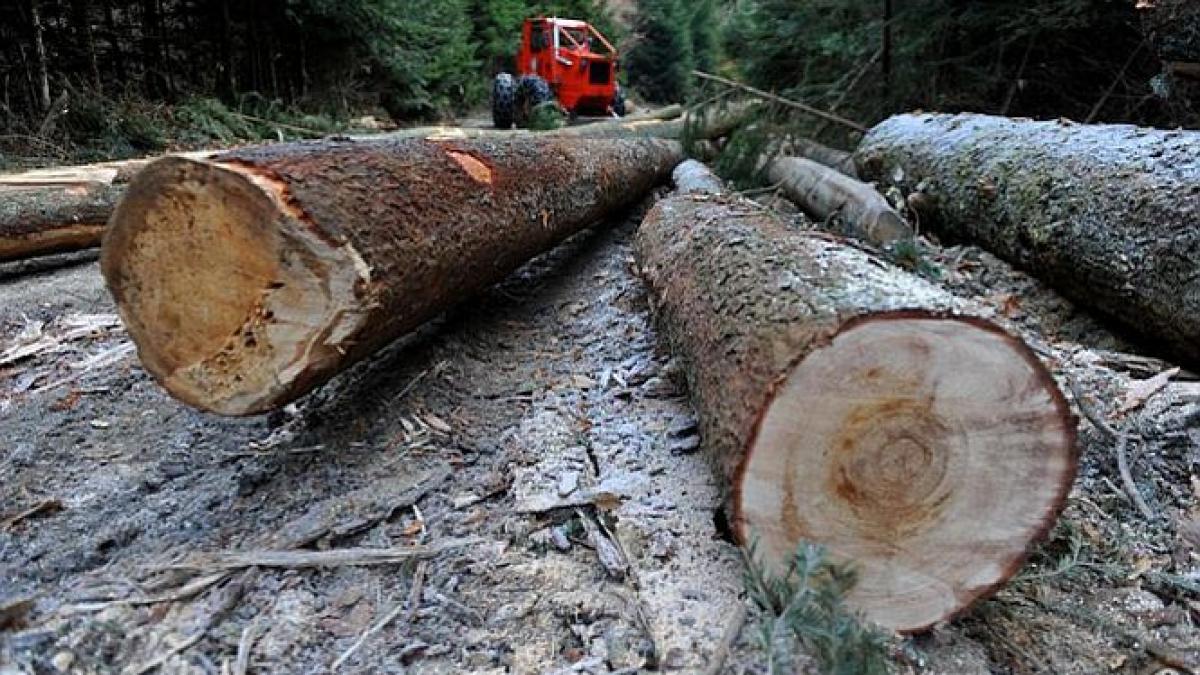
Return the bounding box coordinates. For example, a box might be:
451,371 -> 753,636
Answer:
855,113 -> 1200,367
766,155 -> 912,246
0,110 -> 736,263
0,184 -> 120,261
635,161 -> 1076,632
102,136 -> 681,415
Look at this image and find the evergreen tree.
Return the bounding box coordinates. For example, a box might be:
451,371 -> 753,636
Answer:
690,0 -> 720,75
625,0 -> 694,103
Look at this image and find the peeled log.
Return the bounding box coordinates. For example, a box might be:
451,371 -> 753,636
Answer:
102,136 -> 682,415
856,113 -> 1200,367
635,161 -> 1076,632
766,155 -> 912,246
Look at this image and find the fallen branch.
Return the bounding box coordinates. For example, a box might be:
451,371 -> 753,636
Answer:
1066,377 -> 1157,521
691,70 -> 868,133
159,538 -> 482,571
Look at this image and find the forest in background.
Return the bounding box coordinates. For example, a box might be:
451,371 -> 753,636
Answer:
0,0 -> 1196,167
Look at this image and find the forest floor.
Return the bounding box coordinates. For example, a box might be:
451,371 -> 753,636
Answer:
0,188 -> 1198,674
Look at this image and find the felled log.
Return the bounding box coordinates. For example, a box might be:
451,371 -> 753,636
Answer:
0,111 -> 733,264
766,156 -> 912,246
102,136 -> 681,415
856,113 -> 1200,367
0,150 -> 214,261
0,184 -> 118,261
635,161 -> 1076,632
786,137 -> 859,178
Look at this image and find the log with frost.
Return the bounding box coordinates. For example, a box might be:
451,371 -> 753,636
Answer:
101,136 -> 681,415
855,113 -> 1200,367
766,155 -> 912,246
635,160 -> 1076,632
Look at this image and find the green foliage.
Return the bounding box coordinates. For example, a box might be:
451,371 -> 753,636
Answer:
743,540 -> 890,675
527,101 -> 566,130
690,0 -> 720,74
626,0 -> 695,103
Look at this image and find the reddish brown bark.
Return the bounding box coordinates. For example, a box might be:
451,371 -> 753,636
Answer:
102,135 -> 682,414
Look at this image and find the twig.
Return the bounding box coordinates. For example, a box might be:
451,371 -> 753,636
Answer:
69,571 -> 231,612
3,498 -> 63,529
691,70 -> 868,133
331,561 -> 427,670
1066,377 -> 1155,520
129,569 -> 254,675
158,538 -> 481,572
229,111 -> 328,137
1087,41 -> 1146,123
702,603 -> 747,675
233,620 -> 260,675
1113,433 -> 1156,520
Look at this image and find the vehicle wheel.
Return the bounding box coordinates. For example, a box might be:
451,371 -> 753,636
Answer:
492,73 -> 516,129
611,84 -> 627,117
514,75 -> 553,129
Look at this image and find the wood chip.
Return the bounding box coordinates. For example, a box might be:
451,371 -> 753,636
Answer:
1119,367 -> 1180,414
3,498 -> 64,529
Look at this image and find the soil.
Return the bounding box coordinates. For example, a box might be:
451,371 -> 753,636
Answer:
0,191 -> 1198,674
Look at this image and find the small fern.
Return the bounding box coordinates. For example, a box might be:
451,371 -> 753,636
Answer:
743,539 -> 890,675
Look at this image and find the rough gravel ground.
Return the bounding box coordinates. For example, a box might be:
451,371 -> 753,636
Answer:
0,191 -> 1197,674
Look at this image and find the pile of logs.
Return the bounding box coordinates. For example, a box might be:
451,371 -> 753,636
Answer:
14,99 -> 1200,636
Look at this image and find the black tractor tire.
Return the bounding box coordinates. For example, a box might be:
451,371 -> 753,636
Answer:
492,73 -> 516,129
611,84 -> 627,117
514,75 -> 553,129
492,72 -> 516,128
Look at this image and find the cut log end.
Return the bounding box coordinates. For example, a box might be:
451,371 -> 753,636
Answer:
736,312 -> 1076,632
101,157 -> 367,415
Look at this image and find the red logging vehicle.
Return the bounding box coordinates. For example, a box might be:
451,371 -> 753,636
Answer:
493,17 -> 626,128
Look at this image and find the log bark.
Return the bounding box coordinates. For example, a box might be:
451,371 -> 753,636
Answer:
855,113 -> 1200,367
0,184 -> 120,261
635,160 -> 1076,632
766,155 -> 911,246
102,136 -> 682,415
0,111 -> 722,263
786,137 -> 859,178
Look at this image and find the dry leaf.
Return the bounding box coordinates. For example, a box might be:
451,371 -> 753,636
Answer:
1119,367 -> 1180,414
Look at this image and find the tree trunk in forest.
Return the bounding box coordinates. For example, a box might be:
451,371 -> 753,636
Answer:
855,113 -> 1200,368
29,0 -> 51,111
102,136 -> 682,415
635,160 -> 1076,633
766,156 -> 911,246
70,0 -> 102,92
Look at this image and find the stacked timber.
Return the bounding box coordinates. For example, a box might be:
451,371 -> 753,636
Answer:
635,160 -> 1077,632
101,136 -> 681,415
856,113 -> 1200,367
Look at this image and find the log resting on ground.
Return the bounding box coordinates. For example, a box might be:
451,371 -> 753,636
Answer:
0,110 -> 732,263
786,137 -> 859,178
855,113 -> 1200,367
766,155 -> 912,246
635,160 -> 1076,632
102,136 -> 682,415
